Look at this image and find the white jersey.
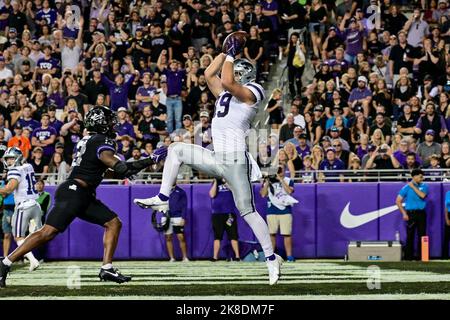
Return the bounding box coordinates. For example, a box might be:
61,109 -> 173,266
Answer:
7,163 -> 38,207
211,82 -> 265,152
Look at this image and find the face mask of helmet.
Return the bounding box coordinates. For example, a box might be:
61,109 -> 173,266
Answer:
2,147 -> 23,169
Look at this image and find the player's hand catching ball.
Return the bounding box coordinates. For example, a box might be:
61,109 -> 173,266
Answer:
222,31 -> 249,58
150,146 -> 168,163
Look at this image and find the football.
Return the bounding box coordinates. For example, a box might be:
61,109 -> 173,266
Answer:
222,31 -> 249,55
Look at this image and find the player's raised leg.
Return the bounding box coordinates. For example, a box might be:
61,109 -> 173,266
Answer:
134,142 -> 222,211
223,152 -> 283,285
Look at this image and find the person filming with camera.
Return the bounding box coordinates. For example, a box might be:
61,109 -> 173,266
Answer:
260,165 -> 298,262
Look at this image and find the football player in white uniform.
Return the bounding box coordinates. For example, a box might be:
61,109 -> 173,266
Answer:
0,147 -> 42,271
135,33 -> 283,285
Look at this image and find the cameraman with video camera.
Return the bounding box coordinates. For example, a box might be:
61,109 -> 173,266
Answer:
260,165 -> 297,262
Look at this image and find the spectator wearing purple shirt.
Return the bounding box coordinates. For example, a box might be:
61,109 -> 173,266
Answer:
35,0 -> 57,28
17,105 -> 40,131
48,105 -> 63,134
31,113 -> 57,159
36,44 -> 59,80
348,76 -> 372,118
339,15 -> 365,64
158,55 -> 186,133
116,107 -> 136,141
319,147 -> 345,182
287,133 -> 311,158
135,72 -> 156,111
394,139 -> 422,167
261,0 -> 279,32
100,57 -> 137,111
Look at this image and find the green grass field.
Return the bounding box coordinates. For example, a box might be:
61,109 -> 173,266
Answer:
1,260 -> 450,300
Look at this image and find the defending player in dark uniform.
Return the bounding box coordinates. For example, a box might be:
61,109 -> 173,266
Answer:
0,106 -> 167,287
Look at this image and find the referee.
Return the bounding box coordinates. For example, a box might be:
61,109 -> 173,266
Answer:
396,168 -> 429,261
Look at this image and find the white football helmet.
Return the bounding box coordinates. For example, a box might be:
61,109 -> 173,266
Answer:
3,147 -> 23,169
234,58 -> 256,85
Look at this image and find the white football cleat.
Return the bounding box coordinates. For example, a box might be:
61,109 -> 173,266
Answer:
266,254 -> 283,285
29,259 -> 40,272
134,196 -> 169,212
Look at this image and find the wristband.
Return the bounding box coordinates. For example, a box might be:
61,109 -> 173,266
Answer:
225,55 -> 235,63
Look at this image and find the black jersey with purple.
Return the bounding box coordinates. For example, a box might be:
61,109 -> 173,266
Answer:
69,134 -> 117,189
211,184 -> 236,214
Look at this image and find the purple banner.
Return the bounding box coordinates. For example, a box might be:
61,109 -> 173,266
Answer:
35,182 -> 450,260
45,186 -> 70,260
316,183 -> 379,258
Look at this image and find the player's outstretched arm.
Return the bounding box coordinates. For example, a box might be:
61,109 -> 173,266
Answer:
204,53 -> 226,98
221,57 -> 255,105
0,179 -> 18,197
99,147 -> 167,179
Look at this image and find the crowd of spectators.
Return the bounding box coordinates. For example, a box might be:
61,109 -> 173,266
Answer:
0,0 -> 447,185
263,0 -> 450,182
0,0 -> 289,184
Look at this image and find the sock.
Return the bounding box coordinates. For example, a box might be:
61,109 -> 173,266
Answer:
17,239 -> 38,263
243,212 -> 274,258
102,263 -> 113,270
159,144 -> 183,196
158,193 -> 169,201
25,252 -> 38,263
2,257 -> 12,266
266,254 -> 276,261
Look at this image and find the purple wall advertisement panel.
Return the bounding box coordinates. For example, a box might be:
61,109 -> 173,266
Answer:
379,183 -> 443,258
130,185 -> 165,259
40,182 -> 449,260
291,184 -> 316,258
316,183 -> 379,258
44,186 -> 70,260
68,186 -> 131,259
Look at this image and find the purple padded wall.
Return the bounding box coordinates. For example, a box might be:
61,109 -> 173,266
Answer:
68,185 -> 131,259
40,182 -> 450,259
316,183 -> 379,258
45,186 -> 70,260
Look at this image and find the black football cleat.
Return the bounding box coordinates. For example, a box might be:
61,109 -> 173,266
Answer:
99,267 -> 132,284
0,260 -> 11,288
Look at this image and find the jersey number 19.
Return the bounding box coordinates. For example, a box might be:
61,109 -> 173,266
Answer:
215,93 -> 232,118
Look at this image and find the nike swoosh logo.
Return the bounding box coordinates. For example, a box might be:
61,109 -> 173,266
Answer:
104,271 -> 119,277
340,202 -> 399,229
